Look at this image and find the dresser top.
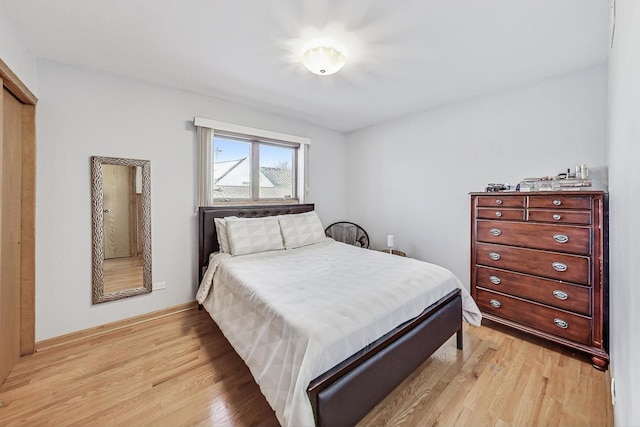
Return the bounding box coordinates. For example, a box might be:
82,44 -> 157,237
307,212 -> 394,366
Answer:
470,190 -> 607,196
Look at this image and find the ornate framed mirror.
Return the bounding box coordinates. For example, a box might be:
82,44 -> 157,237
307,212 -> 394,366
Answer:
91,156 -> 152,303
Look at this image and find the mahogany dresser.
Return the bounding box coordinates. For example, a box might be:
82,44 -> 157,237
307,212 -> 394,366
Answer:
470,191 -> 609,369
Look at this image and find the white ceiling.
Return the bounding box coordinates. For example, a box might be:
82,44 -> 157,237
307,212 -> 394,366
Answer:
3,0 -> 610,132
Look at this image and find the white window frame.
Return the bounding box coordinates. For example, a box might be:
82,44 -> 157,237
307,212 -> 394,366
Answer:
194,117 -> 310,206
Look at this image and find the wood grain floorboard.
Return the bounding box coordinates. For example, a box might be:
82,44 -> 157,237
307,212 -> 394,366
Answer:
0,308 -> 613,426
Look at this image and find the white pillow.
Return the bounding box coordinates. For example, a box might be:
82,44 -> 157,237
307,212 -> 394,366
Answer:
278,211 -> 326,249
214,216 -> 237,254
226,216 -> 284,256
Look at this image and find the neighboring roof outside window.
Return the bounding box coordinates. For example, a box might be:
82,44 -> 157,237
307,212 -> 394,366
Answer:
213,158 -> 293,199
213,158 -> 274,187
260,166 -> 292,188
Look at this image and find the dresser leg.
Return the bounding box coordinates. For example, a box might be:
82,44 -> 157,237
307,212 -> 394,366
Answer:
591,356 -> 608,371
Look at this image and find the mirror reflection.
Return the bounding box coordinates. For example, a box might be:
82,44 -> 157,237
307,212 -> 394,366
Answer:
102,164 -> 143,293
91,156 -> 151,303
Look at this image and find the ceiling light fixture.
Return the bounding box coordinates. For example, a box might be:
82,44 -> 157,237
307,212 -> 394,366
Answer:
301,46 -> 346,76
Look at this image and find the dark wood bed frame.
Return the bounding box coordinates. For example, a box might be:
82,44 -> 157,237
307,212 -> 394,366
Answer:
198,204 -> 464,427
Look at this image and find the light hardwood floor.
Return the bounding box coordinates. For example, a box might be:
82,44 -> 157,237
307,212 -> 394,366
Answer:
0,306 -> 613,426
103,255 -> 144,294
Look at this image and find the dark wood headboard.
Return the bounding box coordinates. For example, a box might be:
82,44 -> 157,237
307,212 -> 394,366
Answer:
198,203 -> 315,282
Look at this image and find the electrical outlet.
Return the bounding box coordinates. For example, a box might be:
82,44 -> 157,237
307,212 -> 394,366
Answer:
152,281 -> 166,291
611,377 -> 616,406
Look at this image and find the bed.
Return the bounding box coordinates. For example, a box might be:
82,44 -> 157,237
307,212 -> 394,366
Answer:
196,204 -> 481,426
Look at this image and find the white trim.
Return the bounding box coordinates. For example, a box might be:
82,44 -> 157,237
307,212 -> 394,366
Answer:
194,117 -> 311,145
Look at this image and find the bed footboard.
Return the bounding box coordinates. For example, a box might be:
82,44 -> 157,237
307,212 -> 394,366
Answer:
307,289 -> 462,427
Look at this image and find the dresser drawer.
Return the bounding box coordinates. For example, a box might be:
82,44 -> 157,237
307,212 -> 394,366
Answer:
528,195 -> 591,210
475,242 -> 590,285
477,195 -> 524,208
477,208 -> 525,221
476,289 -> 591,345
475,266 -> 591,315
527,209 -> 591,225
476,220 -> 591,255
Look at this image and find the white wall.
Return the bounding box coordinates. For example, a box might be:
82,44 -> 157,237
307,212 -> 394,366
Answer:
35,59 -> 348,341
607,1 -> 640,425
0,0 -> 37,93
345,65 -> 608,286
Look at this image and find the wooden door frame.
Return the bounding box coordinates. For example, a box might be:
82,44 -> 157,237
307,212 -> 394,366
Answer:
0,58 -> 37,356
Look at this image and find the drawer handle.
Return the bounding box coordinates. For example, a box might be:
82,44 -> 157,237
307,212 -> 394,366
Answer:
553,318 -> 569,329
553,290 -> 569,300
552,262 -> 567,272
490,228 -> 502,236
553,234 -> 569,243
489,275 -> 501,285
495,211 -> 502,218
553,214 -> 562,220
489,252 -> 501,261
495,199 -> 503,205
553,199 -> 562,206
490,299 -> 502,308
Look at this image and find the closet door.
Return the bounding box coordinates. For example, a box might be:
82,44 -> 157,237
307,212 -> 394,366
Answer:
0,85 -> 23,383
0,62 -> 36,386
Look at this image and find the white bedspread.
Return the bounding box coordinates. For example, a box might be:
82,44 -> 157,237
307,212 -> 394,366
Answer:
197,240 -> 481,426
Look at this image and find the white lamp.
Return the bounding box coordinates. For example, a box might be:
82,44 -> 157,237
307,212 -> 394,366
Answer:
387,235 -> 395,254
301,46 -> 346,76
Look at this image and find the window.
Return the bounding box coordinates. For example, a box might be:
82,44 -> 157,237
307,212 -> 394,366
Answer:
212,136 -> 297,201
194,118 -> 309,206
258,143 -> 296,200
212,137 -> 252,200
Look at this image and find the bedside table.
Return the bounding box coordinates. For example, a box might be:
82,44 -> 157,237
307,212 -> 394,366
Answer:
376,249 -> 407,257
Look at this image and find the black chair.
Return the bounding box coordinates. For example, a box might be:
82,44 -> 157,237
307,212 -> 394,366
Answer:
324,222 -> 370,249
